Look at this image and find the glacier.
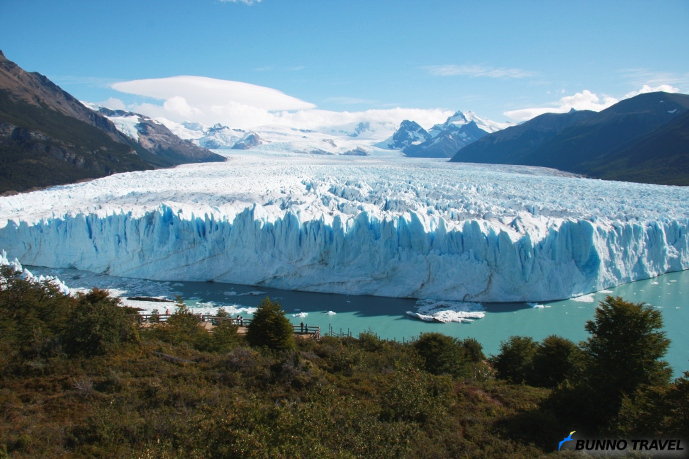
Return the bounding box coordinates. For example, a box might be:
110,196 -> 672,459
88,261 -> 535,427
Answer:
1,152 -> 688,302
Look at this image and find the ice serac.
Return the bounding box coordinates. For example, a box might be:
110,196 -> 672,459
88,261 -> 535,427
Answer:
1,205 -> 687,302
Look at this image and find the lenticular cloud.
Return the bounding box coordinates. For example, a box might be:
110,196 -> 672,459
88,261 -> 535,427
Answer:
112,76 -> 316,112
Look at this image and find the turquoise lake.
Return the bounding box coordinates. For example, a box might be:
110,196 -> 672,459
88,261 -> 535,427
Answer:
29,266 -> 689,378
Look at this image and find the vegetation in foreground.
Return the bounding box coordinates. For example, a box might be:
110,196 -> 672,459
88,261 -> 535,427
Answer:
0,264 -> 687,458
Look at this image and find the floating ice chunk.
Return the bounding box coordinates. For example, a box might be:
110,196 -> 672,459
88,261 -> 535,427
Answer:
528,303 -> 545,309
326,311 -> 337,315
292,312 -> 308,318
571,294 -> 595,303
407,299 -> 485,323
598,290 -> 613,294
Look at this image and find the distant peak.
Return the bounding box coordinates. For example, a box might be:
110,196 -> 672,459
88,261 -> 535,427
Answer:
446,111 -> 468,124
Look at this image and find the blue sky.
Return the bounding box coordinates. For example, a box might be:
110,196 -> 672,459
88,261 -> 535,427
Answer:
1,0 -> 688,128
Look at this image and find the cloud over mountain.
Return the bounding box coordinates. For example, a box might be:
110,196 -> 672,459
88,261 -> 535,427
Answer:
109,76 -> 452,130
504,90 -> 619,122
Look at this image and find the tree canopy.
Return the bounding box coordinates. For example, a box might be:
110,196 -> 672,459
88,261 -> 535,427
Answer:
246,297 -> 295,351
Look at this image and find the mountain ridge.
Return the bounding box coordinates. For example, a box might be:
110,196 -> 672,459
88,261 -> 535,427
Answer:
0,51 -> 224,193
450,92 -> 689,185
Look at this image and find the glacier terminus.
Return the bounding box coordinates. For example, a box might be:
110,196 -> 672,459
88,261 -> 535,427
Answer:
1,151 -> 687,303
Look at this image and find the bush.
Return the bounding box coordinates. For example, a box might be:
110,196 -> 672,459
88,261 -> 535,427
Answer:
461,337 -> 485,363
413,332 -> 469,377
246,298 -> 295,351
62,288 -> 138,356
580,296 -> 671,429
491,336 -> 538,384
530,335 -> 583,388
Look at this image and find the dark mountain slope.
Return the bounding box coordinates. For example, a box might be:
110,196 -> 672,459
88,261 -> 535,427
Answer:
582,110 -> 689,185
0,88 -> 154,194
95,108 -> 225,166
0,51 -> 224,193
0,51 -> 132,143
450,92 -> 689,185
450,109 -> 597,164
521,92 -> 689,172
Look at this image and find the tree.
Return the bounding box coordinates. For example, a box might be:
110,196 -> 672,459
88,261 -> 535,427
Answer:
461,337 -> 485,363
617,371 -> 689,437
63,288 -> 138,356
583,296 -> 671,393
165,298 -> 202,340
531,335 -> 583,388
246,298 -> 294,350
553,296 -> 672,431
491,336 -> 538,384
413,332 -> 465,377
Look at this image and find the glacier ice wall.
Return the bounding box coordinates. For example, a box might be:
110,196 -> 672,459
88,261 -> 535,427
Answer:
1,204 -> 687,302
0,155 -> 688,302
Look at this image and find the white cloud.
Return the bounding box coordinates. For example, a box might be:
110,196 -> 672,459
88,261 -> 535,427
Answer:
111,75 -> 451,130
503,90 -> 619,122
504,82 -> 689,122
624,84 -> 680,98
99,97 -> 126,110
112,76 -> 314,112
425,64 -> 535,79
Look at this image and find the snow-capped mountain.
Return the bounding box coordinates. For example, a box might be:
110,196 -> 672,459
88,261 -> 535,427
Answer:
151,118 -> 399,156
95,102 -> 505,159
383,110 -> 511,158
441,110 -> 512,134
231,132 -> 263,150
91,106 -> 225,165
197,124 -> 246,149
384,120 -> 432,150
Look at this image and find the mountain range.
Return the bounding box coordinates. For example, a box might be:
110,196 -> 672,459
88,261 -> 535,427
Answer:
2,48 -> 687,191
383,111 -> 510,158
450,92 -> 689,185
0,51 -> 223,194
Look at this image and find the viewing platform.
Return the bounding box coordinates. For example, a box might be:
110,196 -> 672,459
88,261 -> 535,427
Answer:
133,313 -> 322,339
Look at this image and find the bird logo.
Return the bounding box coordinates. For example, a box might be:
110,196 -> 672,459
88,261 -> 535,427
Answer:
558,431 -> 576,451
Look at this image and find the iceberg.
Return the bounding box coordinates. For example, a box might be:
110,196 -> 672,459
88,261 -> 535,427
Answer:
1,153 -> 688,303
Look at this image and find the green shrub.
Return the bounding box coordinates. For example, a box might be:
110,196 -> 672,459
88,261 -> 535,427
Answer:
491,336 -> 538,384
530,335 -> 583,388
246,298 -> 295,351
62,288 -> 138,357
413,332 -> 467,377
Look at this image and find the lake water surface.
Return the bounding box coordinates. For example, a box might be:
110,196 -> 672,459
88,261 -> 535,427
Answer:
29,265 -> 689,378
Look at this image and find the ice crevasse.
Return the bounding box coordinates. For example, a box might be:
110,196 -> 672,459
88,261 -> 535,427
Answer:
1,157 -> 688,303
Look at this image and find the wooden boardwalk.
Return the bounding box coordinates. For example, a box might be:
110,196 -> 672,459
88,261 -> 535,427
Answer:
134,314 -> 321,339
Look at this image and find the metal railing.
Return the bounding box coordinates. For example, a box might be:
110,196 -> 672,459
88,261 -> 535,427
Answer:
131,314 -> 321,337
